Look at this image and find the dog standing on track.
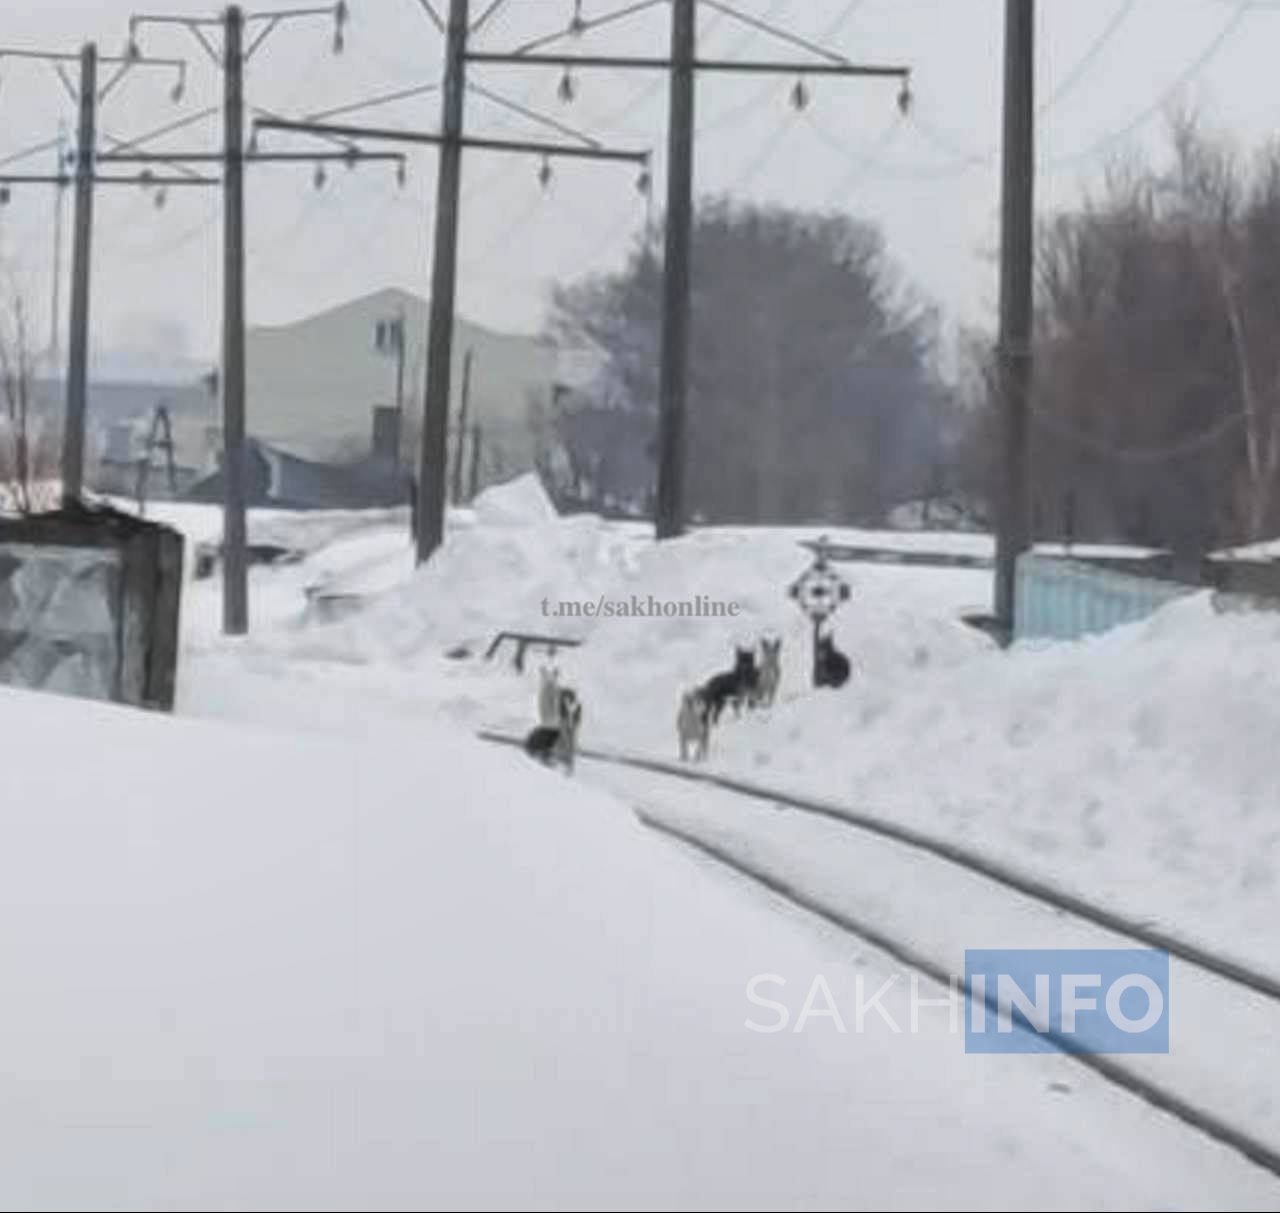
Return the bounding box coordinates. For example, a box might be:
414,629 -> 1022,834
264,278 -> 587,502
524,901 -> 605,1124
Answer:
525,686 -> 583,774
537,663 -> 561,726
677,689 -> 711,762
701,646 -> 759,724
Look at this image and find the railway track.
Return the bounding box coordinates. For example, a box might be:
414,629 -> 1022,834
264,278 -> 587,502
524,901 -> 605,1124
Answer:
480,727 -> 1280,1183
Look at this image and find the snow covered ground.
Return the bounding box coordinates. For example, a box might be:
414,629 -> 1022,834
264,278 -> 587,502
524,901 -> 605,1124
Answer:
5,478 -> 1278,1206
161,477 -> 1280,976
2,687 -> 1278,1209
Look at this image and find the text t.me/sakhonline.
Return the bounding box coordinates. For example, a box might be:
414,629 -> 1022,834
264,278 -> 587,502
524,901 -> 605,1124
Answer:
541,595 -> 742,620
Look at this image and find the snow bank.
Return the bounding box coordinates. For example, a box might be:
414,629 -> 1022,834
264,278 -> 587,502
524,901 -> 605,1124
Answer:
168,499 -> 1280,971
471,471 -> 559,527
705,590 -> 1280,969
2,686 -> 1275,1209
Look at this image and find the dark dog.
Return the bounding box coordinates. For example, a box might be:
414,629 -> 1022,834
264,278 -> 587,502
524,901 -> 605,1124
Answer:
702,646 -> 759,724
815,632 -> 851,689
525,687 -> 583,773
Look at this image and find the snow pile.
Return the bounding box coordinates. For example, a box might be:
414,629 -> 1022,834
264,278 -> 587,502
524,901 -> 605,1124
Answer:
209,501 -> 989,739
470,470 -> 559,527
705,590 -> 1280,967
3,685 -> 1276,1209
169,493 -> 1280,966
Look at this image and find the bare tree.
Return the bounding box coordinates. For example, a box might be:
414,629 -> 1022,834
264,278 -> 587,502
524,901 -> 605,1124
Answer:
956,112 -> 1280,553
0,294 -> 36,514
549,197 -> 947,525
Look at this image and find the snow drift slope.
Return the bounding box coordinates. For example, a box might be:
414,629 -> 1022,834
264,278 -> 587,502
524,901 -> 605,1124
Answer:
174,482 -> 1280,970
2,687 -> 1276,1210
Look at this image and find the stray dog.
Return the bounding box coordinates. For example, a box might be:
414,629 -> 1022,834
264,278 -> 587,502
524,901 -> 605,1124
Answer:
525,686 -> 583,773
677,689 -> 711,762
702,646 -> 759,724
537,663 -> 561,726
815,632 -> 851,689
755,635 -> 782,708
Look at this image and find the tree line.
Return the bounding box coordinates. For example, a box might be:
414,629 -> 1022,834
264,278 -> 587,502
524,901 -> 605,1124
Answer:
548,116 -> 1280,553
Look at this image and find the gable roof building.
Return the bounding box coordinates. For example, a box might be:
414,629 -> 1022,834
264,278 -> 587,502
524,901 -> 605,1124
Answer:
244,288 -> 558,486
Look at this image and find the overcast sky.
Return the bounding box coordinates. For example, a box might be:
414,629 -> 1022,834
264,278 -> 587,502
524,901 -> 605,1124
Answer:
0,0 -> 1275,370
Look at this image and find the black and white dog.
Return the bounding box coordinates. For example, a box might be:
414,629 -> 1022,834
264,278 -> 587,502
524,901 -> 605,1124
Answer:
701,646 -> 759,724
525,686 -> 583,773
814,631 -> 851,689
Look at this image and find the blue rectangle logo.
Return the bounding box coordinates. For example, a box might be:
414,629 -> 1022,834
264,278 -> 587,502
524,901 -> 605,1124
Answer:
965,949 -> 1169,1054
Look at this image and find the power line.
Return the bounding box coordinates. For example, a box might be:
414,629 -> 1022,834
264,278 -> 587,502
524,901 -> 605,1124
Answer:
902,0 -> 1250,176
461,181 -> 546,267
509,0 -> 670,57
470,0 -> 513,37
306,81 -> 440,123
1031,400 -> 1249,463
1038,0 -> 1137,115
699,0 -> 851,65
816,111 -> 907,204
1045,2 -> 1249,169
724,106 -> 796,191
411,0 -> 445,33
553,0 -> 775,138
467,81 -> 604,148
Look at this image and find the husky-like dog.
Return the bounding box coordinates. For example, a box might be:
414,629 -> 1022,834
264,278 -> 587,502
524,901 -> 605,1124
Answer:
701,646 -> 759,723
677,689 -> 711,762
815,631 -> 851,689
755,635 -> 782,707
525,686 -> 583,773
537,663 -> 561,726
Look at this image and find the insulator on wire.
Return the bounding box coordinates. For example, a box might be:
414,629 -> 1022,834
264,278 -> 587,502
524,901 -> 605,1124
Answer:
396,159 -> 407,188
558,66 -> 576,104
334,0 -> 348,53
154,187 -> 167,209
569,0 -> 586,36
170,70 -> 185,103
791,77 -> 810,111
0,186 -> 10,206
538,155 -> 553,191
636,164 -> 651,196
313,161 -> 327,190
897,77 -> 913,116
247,128 -> 260,155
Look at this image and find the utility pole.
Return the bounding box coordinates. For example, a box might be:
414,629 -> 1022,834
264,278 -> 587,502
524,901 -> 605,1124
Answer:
466,5 -> 913,543
468,422 -> 482,501
0,44 -> 198,502
418,0 -> 469,562
62,43 -> 97,506
253,18 -> 650,565
994,0 -> 1035,641
655,0 -> 695,540
451,346 -> 473,505
221,4 -> 249,634
394,308 -> 406,426
1,43 -> 188,504
119,0 -> 370,634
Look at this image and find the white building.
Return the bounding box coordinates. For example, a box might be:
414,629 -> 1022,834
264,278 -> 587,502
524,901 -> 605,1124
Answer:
244,288 -> 560,486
